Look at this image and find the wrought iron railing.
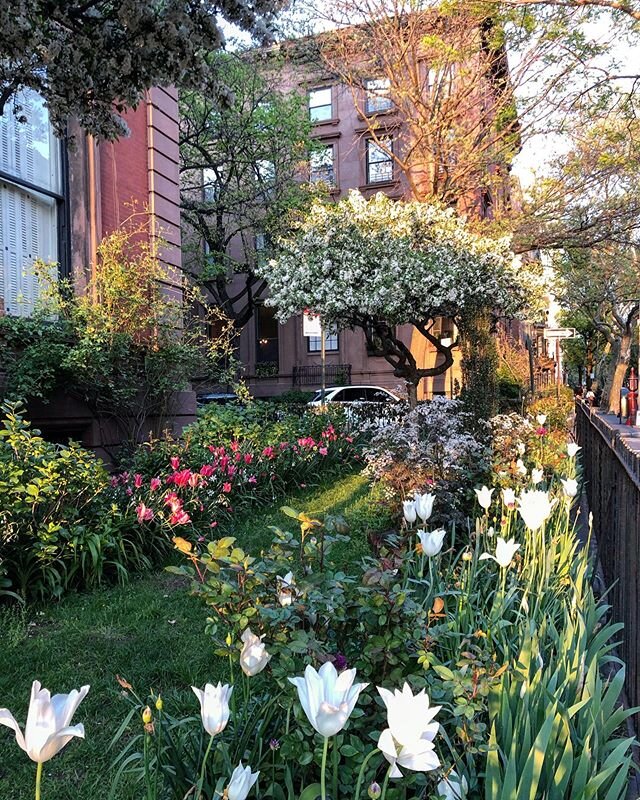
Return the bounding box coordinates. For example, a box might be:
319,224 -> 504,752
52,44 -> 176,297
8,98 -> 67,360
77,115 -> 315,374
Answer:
292,364 -> 352,388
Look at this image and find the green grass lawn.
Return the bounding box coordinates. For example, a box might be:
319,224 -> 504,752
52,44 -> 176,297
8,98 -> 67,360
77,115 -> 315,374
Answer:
0,470 -> 384,800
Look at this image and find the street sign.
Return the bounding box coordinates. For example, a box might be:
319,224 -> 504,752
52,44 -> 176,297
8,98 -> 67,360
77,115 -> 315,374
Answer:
543,327 -> 578,339
303,311 -> 322,337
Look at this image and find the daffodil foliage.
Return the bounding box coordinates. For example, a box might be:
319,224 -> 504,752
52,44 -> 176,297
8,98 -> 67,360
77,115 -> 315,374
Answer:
260,191 -> 538,401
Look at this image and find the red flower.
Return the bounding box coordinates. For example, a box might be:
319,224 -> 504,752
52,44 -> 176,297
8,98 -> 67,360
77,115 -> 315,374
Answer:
244,453 -> 253,464
279,442 -> 289,450
230,440 -> 240,452
200,464 -> 215,477
262,446 -> 275,459
136,503 -> 154,523
188,473 -> 201,488
134,473 -> 143,489
150,477 -> 161,491
169,509 -> 191,525
170,456 -> 180,470
171,469 -> 193,487
536,427 -> 548,436
222,482 -> 232,493
227,465 -> 236,477
219,456 -> 229,470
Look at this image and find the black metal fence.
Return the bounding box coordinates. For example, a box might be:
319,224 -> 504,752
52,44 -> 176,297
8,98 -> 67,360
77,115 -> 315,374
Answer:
292,364 -> 352,388
575,401 -> 640,727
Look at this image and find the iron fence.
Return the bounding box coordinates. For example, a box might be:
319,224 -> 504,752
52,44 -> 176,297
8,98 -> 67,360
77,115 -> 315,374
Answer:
575,401 -> 640,728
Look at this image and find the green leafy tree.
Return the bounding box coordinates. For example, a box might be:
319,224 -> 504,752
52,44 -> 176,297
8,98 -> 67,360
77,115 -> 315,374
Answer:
180,51 -> 319,329
0,0 -> 281,139
260,191 -> 539,407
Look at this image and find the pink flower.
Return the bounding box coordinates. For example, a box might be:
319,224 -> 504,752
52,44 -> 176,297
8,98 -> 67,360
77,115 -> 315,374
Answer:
150,477 -> 161,491
172,469 -> 193,487
188,473 -> 201,488
230,440 -> 240,452
170,456 -> 180,470
110,476 -> 119,488
169,509 -> 191,525
126,488 -> 133,496
200,464 -> 215,477
262,446 -> 275,459
136,503 -> 154,523
345,436 -> 353,443
120,471 -> 130,483
536,426 -> 547,436
234,452 -> 242,462
244,453 -> 253,464
210,521 -> 218,528
164,492 -> 182,513
319,446 -> 328,456
248,475 -> 257,484
227,465 -> 236,477
134,473 -> 143,489
222,482 -> 232,493
219,456 -> 229,470
279,442 -> 289,450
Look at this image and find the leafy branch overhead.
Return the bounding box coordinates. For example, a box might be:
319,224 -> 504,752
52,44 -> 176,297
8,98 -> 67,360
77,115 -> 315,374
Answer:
0,0 -> 284,139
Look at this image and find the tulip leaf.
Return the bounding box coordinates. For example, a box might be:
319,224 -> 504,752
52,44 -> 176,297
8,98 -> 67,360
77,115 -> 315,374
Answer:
298,782 -> 322,800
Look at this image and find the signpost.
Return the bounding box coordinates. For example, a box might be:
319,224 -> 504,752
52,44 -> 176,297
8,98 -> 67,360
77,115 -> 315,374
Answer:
303,311 -> 326,404
542,327 -> 578,340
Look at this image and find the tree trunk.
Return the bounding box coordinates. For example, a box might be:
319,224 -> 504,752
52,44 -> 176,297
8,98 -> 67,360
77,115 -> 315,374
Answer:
603,334 -> 632,413
406,381 -> 418,409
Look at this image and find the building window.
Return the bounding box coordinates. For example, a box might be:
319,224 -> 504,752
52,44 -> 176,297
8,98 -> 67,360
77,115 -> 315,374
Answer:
366,138 -> 393,184
307,330 -> 339,353
203,167 -> 221,202
309,145 -> 335,186
365,78 -> 392,114
255,231 -> 272,266
309,87 -> 333,122
480,190 -> 493,220
0,89 -> 64,317
256,303 -> 279,370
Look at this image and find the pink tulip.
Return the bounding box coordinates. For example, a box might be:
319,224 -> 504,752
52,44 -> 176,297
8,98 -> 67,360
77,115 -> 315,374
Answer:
222,482 -> 232,493
170,509 -> 191,525
170,456 -> 180,470
150,477 -> 161,491
164,492 -> 182,513
248,475 -> 257,484
319,447 -> 328,456
134,473 -> 143,489
136,503 -> 154,523
110,476 -> 119,488
200,464 -> 215,477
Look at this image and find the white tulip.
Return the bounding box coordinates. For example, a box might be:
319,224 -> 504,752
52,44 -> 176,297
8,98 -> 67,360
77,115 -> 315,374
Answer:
402,499 -> 417,525
377,684 -> 440,746
377,728 -> 440,779
516,442 -> 526,456
416,529 -> 446,557
413,492 -> 435,523
191,682 -> 232,737
567,442 -> 581,458
480,537 -> 520,568
227,761 -> 260,800
437,771 -> 469,800
474,486 -> 494,511
516,459 -> 527,476
0,681 -> 89,764
288,662 -> 368,737
240,628 -> 271,676
536,413 -> 547,426
561,478 -> 579,498
277,571 -> 295,607
531,468 -> 544,486
517,489 -> 557,532
502,488 -> 516,509
376,684 -> 441,779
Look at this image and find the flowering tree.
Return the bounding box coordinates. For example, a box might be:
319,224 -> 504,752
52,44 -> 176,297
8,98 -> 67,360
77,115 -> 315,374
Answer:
260,191 -> 536,406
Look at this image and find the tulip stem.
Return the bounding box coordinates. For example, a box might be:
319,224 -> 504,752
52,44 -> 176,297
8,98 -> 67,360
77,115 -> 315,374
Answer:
354,749 -> 378,800
197,734 -> 215,800
320,737 -> 329,800
379,766 -> 392,800
35,762 -> 43,800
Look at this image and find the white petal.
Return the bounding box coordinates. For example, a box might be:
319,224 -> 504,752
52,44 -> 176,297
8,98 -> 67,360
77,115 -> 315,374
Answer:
0,708 -> 27,753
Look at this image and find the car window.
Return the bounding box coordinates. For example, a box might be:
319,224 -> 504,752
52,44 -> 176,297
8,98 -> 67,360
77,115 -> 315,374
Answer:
369,389 -> 392,402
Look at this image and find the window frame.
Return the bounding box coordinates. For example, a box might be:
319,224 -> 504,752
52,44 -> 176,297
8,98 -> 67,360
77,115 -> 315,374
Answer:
364,78 -> 393,115
0,97 -> 71,318
308,86 -> 333,123
307,329 -> 339,353
309,143 -> 336,187
365,137 -> 394,184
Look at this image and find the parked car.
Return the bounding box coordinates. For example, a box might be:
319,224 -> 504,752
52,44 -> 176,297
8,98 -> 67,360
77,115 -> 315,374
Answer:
196,392 -> 239,407
308,385 -> 401,406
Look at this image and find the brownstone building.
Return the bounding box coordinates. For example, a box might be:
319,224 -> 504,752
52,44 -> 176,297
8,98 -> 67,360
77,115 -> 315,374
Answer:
0,87 -> 195,450
209,23 -> 521,400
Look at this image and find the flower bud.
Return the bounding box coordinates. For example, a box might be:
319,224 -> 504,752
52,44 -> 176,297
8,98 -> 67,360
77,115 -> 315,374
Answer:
368,782 -> 382,799
155,696 -> 163,712
142,706 -> 153,725
226,632 -> 233,647
462,551 -> 472,562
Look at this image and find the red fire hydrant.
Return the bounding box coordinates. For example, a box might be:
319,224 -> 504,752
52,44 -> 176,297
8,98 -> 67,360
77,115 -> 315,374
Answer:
627,368 -> 638,426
